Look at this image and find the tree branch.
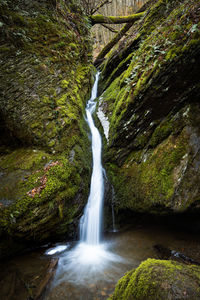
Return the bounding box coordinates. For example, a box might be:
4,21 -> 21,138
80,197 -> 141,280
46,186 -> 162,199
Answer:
101,23 -> 118,33
94,11 -> 145,66
90,11 -> 145,25
91,0 -> 112,15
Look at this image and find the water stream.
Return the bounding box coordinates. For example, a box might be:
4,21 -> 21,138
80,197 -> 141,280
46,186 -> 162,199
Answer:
43,73 -> 200,299
46,72 -> 123,290
80,71 -> 104,245
1,74 -> 200,300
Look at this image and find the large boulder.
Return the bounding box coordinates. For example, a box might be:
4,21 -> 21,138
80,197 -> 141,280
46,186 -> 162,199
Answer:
0,0 -> 93,258
109,259 -> 200,300
99,0 -> 200,214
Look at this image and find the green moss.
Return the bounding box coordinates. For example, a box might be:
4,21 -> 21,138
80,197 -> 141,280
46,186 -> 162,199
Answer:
107,127 -> 188,212
99,0 -> 200,214
58,204 -> 63,219
61,80 -> 70,89
0,143 -> 91,240
109,259 -> 200,300
0,0 -> 94,258
69,42 -> 78,50
101,0 -> 200,135
0,148 -> 50,171
149,118 -> 173,148
56,93 -> 68,105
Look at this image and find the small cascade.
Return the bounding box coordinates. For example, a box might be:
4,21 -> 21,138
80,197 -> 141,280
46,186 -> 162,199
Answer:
80,72 -> 104,245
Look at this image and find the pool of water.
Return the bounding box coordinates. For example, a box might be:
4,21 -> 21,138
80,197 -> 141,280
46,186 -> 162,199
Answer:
1,222 -> 200,300
45,222 -> 200,300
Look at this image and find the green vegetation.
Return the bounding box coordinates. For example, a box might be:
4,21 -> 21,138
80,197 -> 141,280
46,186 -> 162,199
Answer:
0,117 -> 92,244
0,0 -> 93,258
109,259 -> 200,300
99,0 -> 200,213
90,12 -> 145,25
1,0 -> 200,262
107,127 -> 189,212
0,0 -> 93,149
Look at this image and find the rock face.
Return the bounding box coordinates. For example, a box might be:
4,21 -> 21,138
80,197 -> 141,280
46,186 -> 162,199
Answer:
109,259 -> 200,300
0,0 -> 93,258
99,0 -> 200,214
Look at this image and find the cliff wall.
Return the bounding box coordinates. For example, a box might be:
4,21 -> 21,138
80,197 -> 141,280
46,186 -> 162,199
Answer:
99,0 -> 200,214
0,0 -> 93,258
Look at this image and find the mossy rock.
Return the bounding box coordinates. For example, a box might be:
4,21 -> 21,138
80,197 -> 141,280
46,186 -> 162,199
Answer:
109,258 -> 200,300
100,0 -> 200,214
0,0 -> 93,258
0,0 -> 93,150
0,141 -> 92,258
106,104 -> 200,213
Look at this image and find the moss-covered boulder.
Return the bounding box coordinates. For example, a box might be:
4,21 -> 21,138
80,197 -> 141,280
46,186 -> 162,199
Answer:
109,259 -> 200,300
0,0 -> 93,149
99,0 -> 200,214
0,0 -> 93,258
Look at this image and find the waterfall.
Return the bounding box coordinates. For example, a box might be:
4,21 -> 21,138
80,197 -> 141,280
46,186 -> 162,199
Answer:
47,72 -> 123,286
80,72 -> 104,245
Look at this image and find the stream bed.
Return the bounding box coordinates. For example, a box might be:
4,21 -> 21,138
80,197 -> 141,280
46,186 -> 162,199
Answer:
1,221 -> 200,300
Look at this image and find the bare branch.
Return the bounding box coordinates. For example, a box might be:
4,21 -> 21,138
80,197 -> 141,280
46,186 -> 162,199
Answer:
94,11 -> 145,66
91,0 -> 112,15
101,23 -> 118,33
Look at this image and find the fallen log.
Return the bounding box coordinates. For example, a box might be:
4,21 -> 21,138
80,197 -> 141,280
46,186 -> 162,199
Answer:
90,12 -> 145,25
154,244 -> 200,266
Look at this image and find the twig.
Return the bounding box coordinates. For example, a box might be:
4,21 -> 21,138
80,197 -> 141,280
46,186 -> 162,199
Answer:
91,0 -> 112,15
101,23 -> 118,33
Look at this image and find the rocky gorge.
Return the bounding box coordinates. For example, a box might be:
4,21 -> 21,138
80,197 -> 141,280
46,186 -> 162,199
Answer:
0,0 -> 200,299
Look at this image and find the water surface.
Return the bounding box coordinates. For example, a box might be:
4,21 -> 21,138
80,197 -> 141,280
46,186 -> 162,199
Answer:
1,222 -> 200,300
45,223 -> 200,300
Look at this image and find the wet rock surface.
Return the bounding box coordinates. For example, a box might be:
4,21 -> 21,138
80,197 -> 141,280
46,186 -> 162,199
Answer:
0,249 -> 52,300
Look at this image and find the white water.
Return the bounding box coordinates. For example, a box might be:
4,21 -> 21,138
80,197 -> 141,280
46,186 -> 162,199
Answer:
47,72 -> 124,287
45,245 -> 68,256
79,72 -> 104,245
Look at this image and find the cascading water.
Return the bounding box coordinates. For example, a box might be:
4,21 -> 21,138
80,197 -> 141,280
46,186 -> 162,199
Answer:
43,73 -> 199,299
80,72 -> 104,245
47,72 -> 123,288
